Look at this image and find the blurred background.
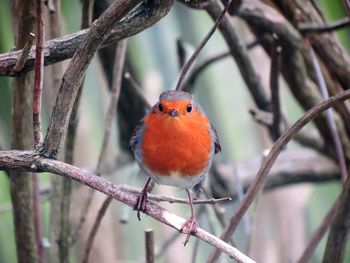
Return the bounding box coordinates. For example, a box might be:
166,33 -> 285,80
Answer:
1,0 -> 350,262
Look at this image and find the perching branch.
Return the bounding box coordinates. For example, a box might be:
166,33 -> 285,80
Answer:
0,150 -> 255,263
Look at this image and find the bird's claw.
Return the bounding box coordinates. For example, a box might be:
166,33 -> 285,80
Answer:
134,189 -> 148,221
180,217 -> 197,246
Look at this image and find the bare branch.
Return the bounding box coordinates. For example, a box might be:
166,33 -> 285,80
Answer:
270,38 -> 282,141
308,44 -> 348,182
0,150 -> 255,263
13,33 -> 35,72
120,185 -> 231,204
82,196 -> 113,263
33,0 -> 44,147
145,229 -> 155,263
175,0 -> 233,91
298,17 -> 350,33
0,1 -> 173,77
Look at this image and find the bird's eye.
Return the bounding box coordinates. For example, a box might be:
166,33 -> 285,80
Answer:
158,103 -> 163,112
186,104 -> 192,113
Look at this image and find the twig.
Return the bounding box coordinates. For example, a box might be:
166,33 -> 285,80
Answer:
33,0 -> 44,147
308,44 -> 348,182
344,0 -> 350,17
175,0 -> 233,91
299,17 -> 350,33
205,86 -> 350,262
13,33 -> 35,72
297,198 -> 338,263
270,37 -> 282,141
120,185 -> 231,204
145,229 -> 155,263
184,36 -> 263,90
124,72 -> 151,109
82,196 -> 113,263
0,150 -> 256,263
176,39 -> 187,69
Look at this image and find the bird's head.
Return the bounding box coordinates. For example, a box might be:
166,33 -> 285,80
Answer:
156,90 -> 195,118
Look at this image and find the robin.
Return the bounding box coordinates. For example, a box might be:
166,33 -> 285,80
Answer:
129,90 -> 221,244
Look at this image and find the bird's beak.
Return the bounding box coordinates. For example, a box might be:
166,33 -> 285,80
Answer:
168,109 -> 179,117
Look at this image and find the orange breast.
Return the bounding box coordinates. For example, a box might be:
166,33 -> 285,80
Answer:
141,111 -> 212,176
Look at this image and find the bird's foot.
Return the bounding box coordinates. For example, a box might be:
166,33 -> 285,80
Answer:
180,216 -> 197,246
134,189 -> 148,221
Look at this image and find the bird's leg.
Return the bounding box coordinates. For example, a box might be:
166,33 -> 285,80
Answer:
181,189 -> 197,246
134,178 -> 153,220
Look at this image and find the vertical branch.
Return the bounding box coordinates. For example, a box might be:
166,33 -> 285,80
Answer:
33,0 -> 44,147
308,45 -> 348,182
9,0 -> 39,262
145,229 -> 155,263
297,199 -> 338,263
270,37 -> 282,141
33,2 -> 45,262
59,1 -> 95,260
46,1 -> 65,262
343,0 -> 350,17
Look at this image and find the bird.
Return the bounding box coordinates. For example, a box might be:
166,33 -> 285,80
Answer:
129,90 -> 221,244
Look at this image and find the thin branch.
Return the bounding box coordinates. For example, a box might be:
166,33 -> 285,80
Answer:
184,36 -> 264,90
269,38 -> 282,141
33,0 -> 44,147
120,185 -> 231,204
308,44 -> 348,182
82,196 -> 113,263
299,17 -> 350,33
62,0 -> 96,255
145,229 -> 155,263
205,87 -> 350,263
0,151 -> 255,263
175,0 -> 233,91
124,72 -> 151,109
13,33 -> 35,72
297,198 -> 338,263
344,0 -> 350,17
0,1 -> 174,77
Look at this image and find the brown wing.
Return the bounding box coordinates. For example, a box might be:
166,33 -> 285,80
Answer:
211,124 -> 221,154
